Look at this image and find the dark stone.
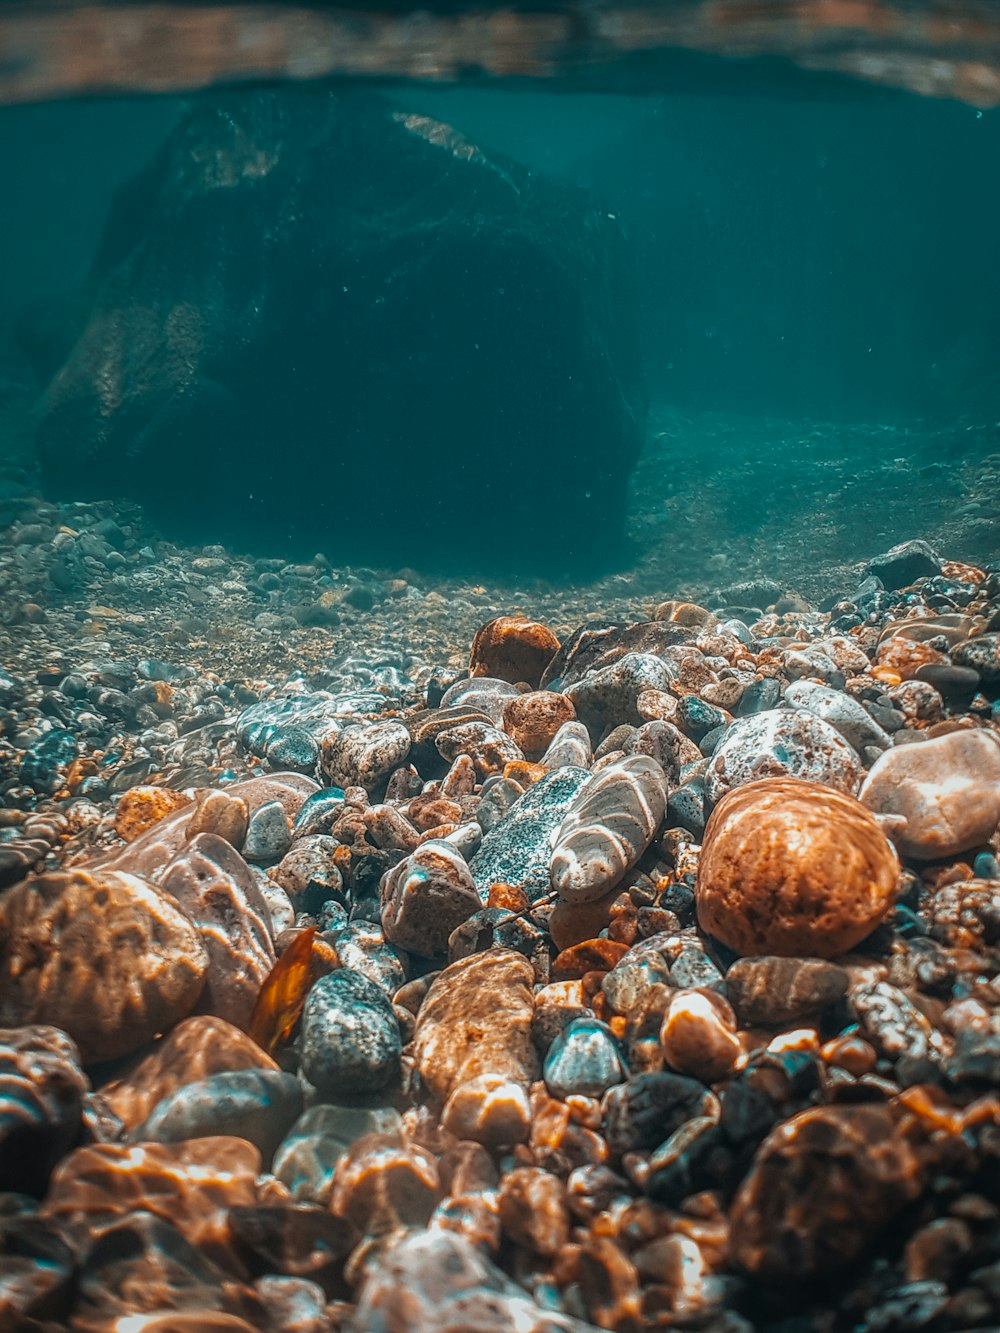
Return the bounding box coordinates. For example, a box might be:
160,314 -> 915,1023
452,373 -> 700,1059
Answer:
602,1071 -> 714,1154
34,87 -> 645,574
865,539 -> 942,590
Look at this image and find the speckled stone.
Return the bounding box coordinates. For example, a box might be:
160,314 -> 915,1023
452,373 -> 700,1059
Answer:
300,969 -> 401,1097
952,632 -> 1000,689
241,798 -> 292,864
540,720 -> 593,769
319,720 -> 411,793
859,729 -> 1000,860
411,949 -> 539,1146
468,616 -> 561,689
602,1070 -> 716,1154
697,777 -> 899,958
725,956 -> 849,1027
440,676 -> 521,726
291,787 -> 347,838
435,720 -> 524,778
550,755 -> 668,904
543,1017 -> 627,1099
102,1015 -> 280,1131
185,788 -> 249,850
131,1068 -> 304,1163
325,920 -> 407,997
498,1166 -> 570,1257
705,709 -> 863,806
785,680 -> 892,753
268,834 -> 344,913
470,765 -> 590,902
0,1025 -> 88,1196
160,832 -> 276,1029
564,652 -> 677,730
114,785 -> 193,842
0,869 -> 208,1063
380,839 -> 480,958
729,1104 -> 925,1276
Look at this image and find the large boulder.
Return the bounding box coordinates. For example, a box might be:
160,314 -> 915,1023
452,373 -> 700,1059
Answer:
34,86 -> 645,573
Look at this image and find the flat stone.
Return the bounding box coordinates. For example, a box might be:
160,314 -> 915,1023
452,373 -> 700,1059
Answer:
160,832 -> 276,1030
725,956 -> 849,1027
300,969 -> 402,1097
785,680 -> 892,753
131,1068 -> 304,1164
470,765 -> 590,902
411,949 -> 539,1146
706,710 -> 863,806
859,729 -> 1000,860
380,839 -> 480,958
0,869 -> 208,1063
550,755 -> 668,904
697,777 -> 898,958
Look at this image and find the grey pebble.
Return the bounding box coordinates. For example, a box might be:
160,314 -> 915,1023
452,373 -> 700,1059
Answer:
300,969 -> 402,1097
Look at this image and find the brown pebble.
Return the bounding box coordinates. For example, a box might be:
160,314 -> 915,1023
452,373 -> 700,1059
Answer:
185,788 -> 249,849
820,1034 -> 878,1077
550,887 -> 630,952
469,616 -> 561,689
114,785 -> 193,843
331,1132 -> 439,1235
502,691 -> 576,757
552,938 -> 631,981
498,1166 -> 570,1256
0,869 -> 208,1063
697,777 -> 899,958
660,987 -> 740,1083
725,956 -> 849,1028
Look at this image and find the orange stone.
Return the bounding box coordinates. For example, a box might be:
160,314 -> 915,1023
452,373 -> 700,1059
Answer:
697,777 -> 899,958
875,637 -> 949,680
552,938 -> 630,981
502,691 -> 576,756
114,785 -> 193,842
469,616 -> 560,688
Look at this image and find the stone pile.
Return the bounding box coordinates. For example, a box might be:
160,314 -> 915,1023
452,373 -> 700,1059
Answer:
1,551 -> 1000,1330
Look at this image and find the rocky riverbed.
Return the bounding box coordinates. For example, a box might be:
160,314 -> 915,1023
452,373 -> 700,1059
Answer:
1,418 -> 1000,1330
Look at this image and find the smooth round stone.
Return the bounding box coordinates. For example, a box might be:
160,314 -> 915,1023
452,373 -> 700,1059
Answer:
564,652 -> 677,730
601,953 -> 672,1017
659,988 -> 739,1083
242,799 -> 292,864
784,680 -> 892,754
300,969 -> 401,1097
705,709 -> 863,806
737,678 -> 782,716
319,721 -> 411,793
440,677 -> 521,726
132,1069 -> 304,1164
269,835 -> 344,910
675,695 -> 729,742
380,840 -> 480,958
859,729 -> 1000,860
0,869 -> 208,1063
543,1017 -> 627,1099
267,727 -> 321,771
326,922 -> 406,996
697,777 -> 899,958
550,755 -> 668,904
468,616 -> 561,689
273,1103 -> 403,1204
114,785 -> 193,842
502,691 -> 577,757
0,1025 -> 87,1196
470,766 -> 590,902
185,788 -> 249,849
725,956 -> 849,1027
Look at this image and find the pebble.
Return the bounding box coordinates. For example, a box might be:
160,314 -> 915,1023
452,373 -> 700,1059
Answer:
332,1132 -> 439,1235
865,538 -> 942,589
785,678 -> 892,752
498,1166 -> 569,1256
859,728 -> 1000,859
502,689 -> 576,756
291,786 -> 347,837
725,955 -> 849,1027
0,868 -> 208,1062
659,987 -> 740,1083
705,708 -> 864,806
132,1068 -> 304,1163
185,787 -> 249,848
160,832 -> 276,1028
468,615 -> 561,688
272,1103 -> 403,1204
0,1024 -> 87,1196
729,1104 -> 925,1276
300,969 -> 402,1097
470,765 -> 590,901
114,784 -> 192,841
268,835 -> 344,912
697,777 -> 899,957
602,1070 -> 716,1154
952,631 -> 1000,690
318,720 -> 411,793
564,651 -> 677,730
543,1016 -> 627,1099
540,719 -> 593,768
380,838 -> 480,957
550,754 -> 668,903
411,949 -> 539,1146
242,797 -> 292,863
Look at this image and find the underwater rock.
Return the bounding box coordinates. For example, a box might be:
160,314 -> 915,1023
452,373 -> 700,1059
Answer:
132,1068 -> 304,1163
543,1016 -> 627,1099
725,956 -> 849,1027
785,679 -> 892,753
564,652 -> 677,730
697,777 -> 899,958
380,839 -> 480,958
300,968 -> 402,1097
319,720 -> 411,794
865,539 -> 942,589
0,868 -> 208,1063
35,88 -> 645,573
859,728 -> 1000,859
705,708 -> 864,806
470,765 -> 590,901
273,1103 -> 403,1205
502,690 -> 576,756
0,1025 -> 88,1196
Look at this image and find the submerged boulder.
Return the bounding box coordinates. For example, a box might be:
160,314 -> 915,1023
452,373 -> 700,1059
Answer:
34,86 -> 645,573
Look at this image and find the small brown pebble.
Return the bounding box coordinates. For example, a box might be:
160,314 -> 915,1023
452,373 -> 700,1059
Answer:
498,1166 -> 569,1256
550,886 -> 630,953
502,759 -> 548,786
331,1133 -> 439,1235
820,1034 -> 878,1077
114,785 -> 193,842
185,788 -> 249,849
726,956 -> 849,1028
487,882 -> 530,913
552,938 -> 631,981
660,987 -> 740,1083
502,690 -> 576,756
904,1217 -> 973,1283
469,616 -> 561,689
